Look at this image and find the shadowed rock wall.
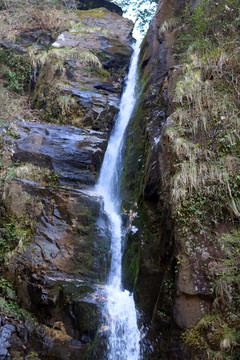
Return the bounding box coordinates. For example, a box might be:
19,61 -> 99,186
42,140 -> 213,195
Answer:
121,0 -> 208,358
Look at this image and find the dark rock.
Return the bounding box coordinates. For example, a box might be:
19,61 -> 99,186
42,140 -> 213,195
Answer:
16,30 -> 55,48
0,41 -> 27,54
75,0 -> 123,15
0,324 -> 15,359
6,120 -> 107,187
3,179 -> 111,281
0,348 -> 8,358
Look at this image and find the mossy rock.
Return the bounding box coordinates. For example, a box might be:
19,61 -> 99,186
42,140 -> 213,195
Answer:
122,229 -> 141,291
75,3 -> 122,16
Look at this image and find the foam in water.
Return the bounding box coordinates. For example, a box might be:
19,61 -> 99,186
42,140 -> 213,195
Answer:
96,38 -> 142,359
111,0 -> 157,37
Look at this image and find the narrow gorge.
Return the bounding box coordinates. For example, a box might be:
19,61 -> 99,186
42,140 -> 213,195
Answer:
0,0 -> 239,359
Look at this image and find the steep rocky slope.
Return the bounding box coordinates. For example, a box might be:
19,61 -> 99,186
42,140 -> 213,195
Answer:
0,1 -> 133,358
122,0 -> 240,359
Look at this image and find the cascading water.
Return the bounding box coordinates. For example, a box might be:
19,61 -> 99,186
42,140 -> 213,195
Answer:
95,1 -> 157,357
95,38 -> 142,359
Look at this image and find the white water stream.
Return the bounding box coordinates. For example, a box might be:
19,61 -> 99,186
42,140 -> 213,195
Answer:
95,38 -> 142,359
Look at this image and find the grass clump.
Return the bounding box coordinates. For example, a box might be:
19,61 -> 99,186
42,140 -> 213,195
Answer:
182,313 -> 240,359
0,203 -> 35,257
166,0 -> 240,234
49,47 -> 102,68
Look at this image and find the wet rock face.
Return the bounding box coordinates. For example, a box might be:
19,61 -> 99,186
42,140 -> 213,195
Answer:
5,120 -> 107,187
3,179 -> 110,281
1,177 -> 110,358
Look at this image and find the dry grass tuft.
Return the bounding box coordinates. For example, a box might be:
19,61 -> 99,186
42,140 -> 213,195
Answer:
0,0 -> 74,42
49,48 -> 102,68
166,43 -> 240,218
56,95 -> 78,116
159,17 -> 178,35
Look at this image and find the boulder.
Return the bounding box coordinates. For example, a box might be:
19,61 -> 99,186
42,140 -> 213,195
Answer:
3,120 -> 107,187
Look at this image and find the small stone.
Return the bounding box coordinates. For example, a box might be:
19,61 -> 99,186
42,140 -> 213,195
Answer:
3,325 -> 15,332
202,251 -> 209,260
0,349 -> 8,357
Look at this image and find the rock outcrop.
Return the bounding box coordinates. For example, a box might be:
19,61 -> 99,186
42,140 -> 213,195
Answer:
0,4 -> 133,359
3,120 -> 107,187
32,7 -> 133,131
121,0 -> 239,359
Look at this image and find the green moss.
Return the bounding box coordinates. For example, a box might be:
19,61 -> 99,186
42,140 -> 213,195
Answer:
0,200 -> 35,257
0,47 -> 31,94
0,296 -> 38,324
76,8 -> 110,19
122,233 -> 141,290
95,67 -> 111,79
77,84 -> 94,91
121,97 -> 146,204
182,312 -> 240,359
57,280 -> 94,302
71,22 -> 113,37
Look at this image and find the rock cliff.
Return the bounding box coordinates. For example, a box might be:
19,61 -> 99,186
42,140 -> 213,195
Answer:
0,2 -> 133,358
122,0 -> 239,359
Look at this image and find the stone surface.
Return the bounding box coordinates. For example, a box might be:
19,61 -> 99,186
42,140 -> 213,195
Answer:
3,178 -> 111,280
0,324 -> 15,359
3,119 -> 107,187
75,0 -> 122,14
1,177 -> 111,358
32,8 -> 134,131
120,0 -> 217,358
0,3 -> 134,360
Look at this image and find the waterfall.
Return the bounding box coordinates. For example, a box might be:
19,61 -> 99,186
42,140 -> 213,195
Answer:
95,38 -> 142,359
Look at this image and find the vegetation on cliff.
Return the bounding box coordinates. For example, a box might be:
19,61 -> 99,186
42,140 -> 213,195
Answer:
0,0 -> 75,127
166,0 -> 240,358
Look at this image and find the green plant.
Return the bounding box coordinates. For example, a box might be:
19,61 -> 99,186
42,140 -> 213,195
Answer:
25,351 -> 40,360
0,296 -> 38,324
182,312 -> 240,358
0,201 -> 35,257
0,49 -> 31,94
